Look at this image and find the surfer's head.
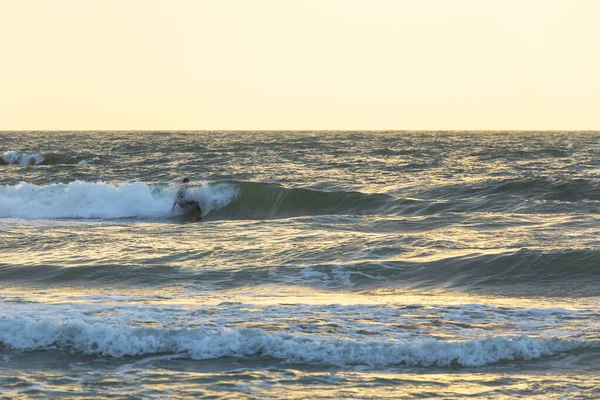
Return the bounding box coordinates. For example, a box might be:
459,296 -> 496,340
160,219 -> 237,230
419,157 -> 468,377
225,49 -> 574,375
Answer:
182,178 -> 190,183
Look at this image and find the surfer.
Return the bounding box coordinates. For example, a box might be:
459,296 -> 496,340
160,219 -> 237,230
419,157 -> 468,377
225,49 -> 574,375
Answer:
172,178 -> 202,214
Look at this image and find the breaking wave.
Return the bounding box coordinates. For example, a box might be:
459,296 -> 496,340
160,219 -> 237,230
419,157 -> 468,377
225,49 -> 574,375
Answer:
0,151 -> 98,166
0,181 -> 238,219
1,151 -> 45,166
2,177 -> 596,221
0,181 -> 392,220
0,318 -> 589,367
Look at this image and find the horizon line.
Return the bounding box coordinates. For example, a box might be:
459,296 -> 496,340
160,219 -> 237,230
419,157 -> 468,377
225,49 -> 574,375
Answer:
2,129 -> 600,133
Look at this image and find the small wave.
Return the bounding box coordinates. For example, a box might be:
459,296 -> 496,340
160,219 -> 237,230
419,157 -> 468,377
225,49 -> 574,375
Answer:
370,148 -> 406,156
0,151 -> 100,166
0,318 -> 588,367
471,148 -> 571,160
1,151 -> 45,166
41,153 -> 95,165
383,248 -> 600,296
273,248 -> 600,296
422,177 -> 600,203
2,249 -> 599,294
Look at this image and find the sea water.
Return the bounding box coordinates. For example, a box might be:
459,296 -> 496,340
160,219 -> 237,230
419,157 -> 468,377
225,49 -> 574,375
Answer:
1,131 -> 599,398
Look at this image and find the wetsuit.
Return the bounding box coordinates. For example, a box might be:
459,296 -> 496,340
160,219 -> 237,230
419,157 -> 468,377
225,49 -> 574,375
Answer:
174,184 -> 201,212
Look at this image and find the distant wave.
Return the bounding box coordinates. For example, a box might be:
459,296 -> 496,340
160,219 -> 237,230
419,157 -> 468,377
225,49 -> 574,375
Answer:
419,177 -> 600,203
0,151 -> 97,166
1,151 -> 45,166
0,318 -> 589,367
470,148 -> 572,160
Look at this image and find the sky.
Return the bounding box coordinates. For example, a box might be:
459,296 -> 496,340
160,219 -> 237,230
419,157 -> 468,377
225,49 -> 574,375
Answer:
1,0 -> 599,130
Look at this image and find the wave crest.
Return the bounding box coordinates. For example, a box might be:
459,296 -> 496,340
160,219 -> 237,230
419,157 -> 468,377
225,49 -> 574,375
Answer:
0,181 -> 237,219
0,181 -> 391,220
0,318 -> 587,367
1,151 -> 45,166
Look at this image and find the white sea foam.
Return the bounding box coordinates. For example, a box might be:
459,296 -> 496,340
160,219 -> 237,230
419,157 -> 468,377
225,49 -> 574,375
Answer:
0,181 -> 238,219
1,151 -> 45,166
185,183 -> 239,216
0,318 -> 586,367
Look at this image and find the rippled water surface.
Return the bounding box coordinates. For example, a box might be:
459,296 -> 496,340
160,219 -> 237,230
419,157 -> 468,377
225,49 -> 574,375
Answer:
1,131 -> 600,398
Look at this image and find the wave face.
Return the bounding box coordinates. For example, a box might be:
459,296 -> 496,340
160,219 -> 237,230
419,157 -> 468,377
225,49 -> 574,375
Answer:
205,181 -> 393,219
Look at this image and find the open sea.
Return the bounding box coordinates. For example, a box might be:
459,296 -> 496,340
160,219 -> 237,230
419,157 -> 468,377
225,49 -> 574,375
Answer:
1,131 -> 599,399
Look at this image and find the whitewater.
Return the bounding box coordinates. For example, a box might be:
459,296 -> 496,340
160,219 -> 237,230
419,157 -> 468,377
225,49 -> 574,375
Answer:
0,181 -> 238,219
1,131 -> 600,398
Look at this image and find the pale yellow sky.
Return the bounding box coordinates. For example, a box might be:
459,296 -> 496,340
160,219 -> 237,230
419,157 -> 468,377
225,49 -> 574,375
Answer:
1,0 -> 598,130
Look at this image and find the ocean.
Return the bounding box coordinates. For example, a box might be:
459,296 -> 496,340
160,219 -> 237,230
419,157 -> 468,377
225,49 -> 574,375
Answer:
1,131 -> 599,398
